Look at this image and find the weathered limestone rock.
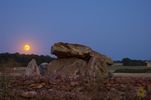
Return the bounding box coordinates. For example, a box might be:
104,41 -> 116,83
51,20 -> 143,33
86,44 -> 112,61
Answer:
51,42 -> 92,59
90,51 -> 113,65
25,59 -> 41,77
87,55 -> 108,79
47,58 -> 87,78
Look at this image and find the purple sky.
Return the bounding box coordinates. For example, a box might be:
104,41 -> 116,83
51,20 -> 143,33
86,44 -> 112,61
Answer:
0,0 -> 151,60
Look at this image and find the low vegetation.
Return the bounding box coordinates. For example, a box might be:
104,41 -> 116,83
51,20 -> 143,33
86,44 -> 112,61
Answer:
114,68 -> 151,73
121,58 -> 147,66
0,53 -> 54,67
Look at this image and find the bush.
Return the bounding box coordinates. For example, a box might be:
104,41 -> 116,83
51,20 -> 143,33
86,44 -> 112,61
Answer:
122,58 -> 146,66
114,69 -> 151,73
0,53 -> 54,67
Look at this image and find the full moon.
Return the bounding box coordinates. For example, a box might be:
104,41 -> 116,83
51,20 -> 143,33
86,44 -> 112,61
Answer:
23,44 -> 31,51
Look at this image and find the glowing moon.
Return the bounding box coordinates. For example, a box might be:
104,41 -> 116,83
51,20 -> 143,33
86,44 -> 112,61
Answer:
23,44 -> 31,51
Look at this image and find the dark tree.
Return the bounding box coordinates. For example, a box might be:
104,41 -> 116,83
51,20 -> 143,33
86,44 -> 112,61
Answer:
122,58 -> 146,66
0,53 -> 54,67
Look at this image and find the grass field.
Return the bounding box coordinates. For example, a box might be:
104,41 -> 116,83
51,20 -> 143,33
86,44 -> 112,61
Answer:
0,65 -> 151,77
108,65 -> 151,73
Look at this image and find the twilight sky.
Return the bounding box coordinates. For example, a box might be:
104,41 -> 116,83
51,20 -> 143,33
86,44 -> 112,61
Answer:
0,0 -> 151,60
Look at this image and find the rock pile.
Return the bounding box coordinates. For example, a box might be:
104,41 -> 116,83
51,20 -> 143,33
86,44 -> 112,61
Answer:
8,75 -> 151,99
47,42 -> 113,82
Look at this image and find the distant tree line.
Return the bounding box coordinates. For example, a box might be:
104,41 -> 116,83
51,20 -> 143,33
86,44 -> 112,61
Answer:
0,53 -> 148,67
121,58 -> 147,66
0,53 -> 54,67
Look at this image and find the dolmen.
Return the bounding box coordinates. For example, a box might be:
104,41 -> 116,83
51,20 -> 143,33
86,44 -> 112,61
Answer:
46,42 -> 113,82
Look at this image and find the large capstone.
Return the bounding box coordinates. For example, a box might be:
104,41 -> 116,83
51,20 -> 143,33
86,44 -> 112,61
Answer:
51,42 -> 92,60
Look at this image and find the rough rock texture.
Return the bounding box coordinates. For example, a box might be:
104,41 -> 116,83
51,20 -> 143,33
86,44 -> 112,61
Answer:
51,42 -> 113,64
90,51 -> 113,65
47,58 -> 87,77
47,42 -> 113,81
20,91 -> 37,98
51,42 -> 92,59
39,62 -> 48,76
8,75 -> 151,100
25,59 -> 41,77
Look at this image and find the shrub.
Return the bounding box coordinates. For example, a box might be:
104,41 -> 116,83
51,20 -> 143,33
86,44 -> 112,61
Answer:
114,69 -> 151,73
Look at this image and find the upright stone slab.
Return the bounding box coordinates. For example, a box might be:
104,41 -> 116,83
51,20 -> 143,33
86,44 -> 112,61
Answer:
25,59 -> 41,77
47,58 -> 87,78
